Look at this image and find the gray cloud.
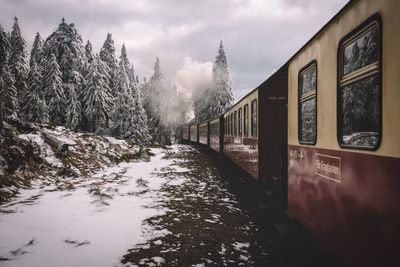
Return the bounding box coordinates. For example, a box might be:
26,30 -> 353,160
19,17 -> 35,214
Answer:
0,0 -> 348,100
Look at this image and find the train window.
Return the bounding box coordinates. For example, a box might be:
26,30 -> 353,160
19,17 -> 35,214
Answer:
251,100 -> 257,138
244,104 -> 249,137
338,16 -> 381,150
227,115 -> 229,136
238,108 -> 242,136
234,111 -> 237,136
298,61 -> 317,145
230,113 -> 234,136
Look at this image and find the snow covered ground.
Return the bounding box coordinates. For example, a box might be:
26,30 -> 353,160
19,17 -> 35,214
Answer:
0,147 -> 175,267
0,144 -> 270,267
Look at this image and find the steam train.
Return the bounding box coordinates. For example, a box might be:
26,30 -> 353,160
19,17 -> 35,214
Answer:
181,1 -> 400,266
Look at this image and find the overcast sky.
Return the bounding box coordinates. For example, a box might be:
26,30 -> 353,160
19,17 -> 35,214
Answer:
0,0 -> 348,100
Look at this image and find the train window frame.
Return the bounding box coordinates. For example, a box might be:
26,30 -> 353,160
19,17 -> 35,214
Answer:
337,14 -> 382,151
251,99 -> 257,138
298,60 -> 317,145
244,104 -> 249,137
238,108 -> 242,137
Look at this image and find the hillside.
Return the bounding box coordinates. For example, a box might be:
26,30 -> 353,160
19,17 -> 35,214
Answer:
0,117 -> 149,204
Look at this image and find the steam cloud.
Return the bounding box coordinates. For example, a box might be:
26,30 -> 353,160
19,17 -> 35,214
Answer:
174,57 -> 213,121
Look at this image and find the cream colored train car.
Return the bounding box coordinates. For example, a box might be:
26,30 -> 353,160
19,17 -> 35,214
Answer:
287,0 -> 400,266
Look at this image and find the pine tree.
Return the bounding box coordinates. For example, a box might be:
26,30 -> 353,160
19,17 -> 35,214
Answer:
8,17 -> 29,96
122,91 -> 151,146
111,61 -> 130,136
42,18 -> 86,96
43,54 -> 65,125
99,33 -> 117,96
21,62 -> 49,123
80,55 -> 112,132
65,84 -> 82,131
85,40 -> 95,64
30,32 -> 44,68
209,41 -> 234,116
196,41 -> 234,121
119,44 -> 131,75
0,25 -> 10,76
0,66 -> 19,117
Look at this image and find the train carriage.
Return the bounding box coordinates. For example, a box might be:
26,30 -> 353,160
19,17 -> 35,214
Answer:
182,125 -> 190,141
224,89 -> 259,179
209,117 -> 224,153
189,124 -> 198,143
180,1 -> 399,266
223,65 -> 288,185
199,122 -> 209,146
287,1 -> 400,266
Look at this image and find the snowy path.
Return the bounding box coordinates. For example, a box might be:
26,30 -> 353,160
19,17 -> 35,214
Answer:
0,145 -> 268,267
0,147 -> 175,266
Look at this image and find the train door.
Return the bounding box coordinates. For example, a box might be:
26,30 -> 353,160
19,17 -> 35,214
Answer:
260,94 -> 288,210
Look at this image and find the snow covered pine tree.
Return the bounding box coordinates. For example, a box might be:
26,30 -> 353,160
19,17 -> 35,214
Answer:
8,17 -> 29,98
195,41 -> 234,122
43,54 -> 65,126
80,55 -> 112,133
21,62 -> 49,123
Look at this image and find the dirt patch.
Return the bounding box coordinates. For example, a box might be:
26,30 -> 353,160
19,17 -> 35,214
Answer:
121,146 -> 270,266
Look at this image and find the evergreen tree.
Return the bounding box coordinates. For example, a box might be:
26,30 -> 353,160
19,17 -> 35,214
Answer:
122,91 -> 151,146
195,41 -> 234,121
119,44 -> 132,72
0,66 -> 19,117
0,25 -> 10,75
99,33 -> 117,96
65,84 -> 82,131
21,62 -> 49,123
142,57 -> 180,144
30,32 -> 44,68
43,54 -> 65,125
111,61 -> 130,136
85,40 -> 95,64
80,55 -> 112,132
42,18 -> 86,96
208,41 -> 234,116
8,17 -> 29,96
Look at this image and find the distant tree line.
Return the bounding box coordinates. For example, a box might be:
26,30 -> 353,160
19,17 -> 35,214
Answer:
0,17 -> 233,145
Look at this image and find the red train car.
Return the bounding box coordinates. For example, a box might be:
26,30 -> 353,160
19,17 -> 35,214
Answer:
199,122 -> 209,146
209,117 -> 223,153
287,1 -> 400,266
182,125 -> 189,141
223,66 -> 288,187
189,124 -> 198,143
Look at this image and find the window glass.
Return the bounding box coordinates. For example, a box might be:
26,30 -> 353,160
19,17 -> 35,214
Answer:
238,108 -> 242,136
338,21 -> 381,149
342,26 -> 378,76
244,105 -> 248,137
251,100 -> 257,138
299,63 -> 317,144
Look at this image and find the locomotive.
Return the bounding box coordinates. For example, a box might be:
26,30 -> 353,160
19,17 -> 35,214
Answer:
181,1 -> 400,266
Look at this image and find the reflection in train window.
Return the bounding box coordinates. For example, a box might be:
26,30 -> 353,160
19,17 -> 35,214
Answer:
238,108 -> 242,136
299,62 -> 317,144
244,104 -> 249,137
251,100 -> 257,138
338,20 -> 381,149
